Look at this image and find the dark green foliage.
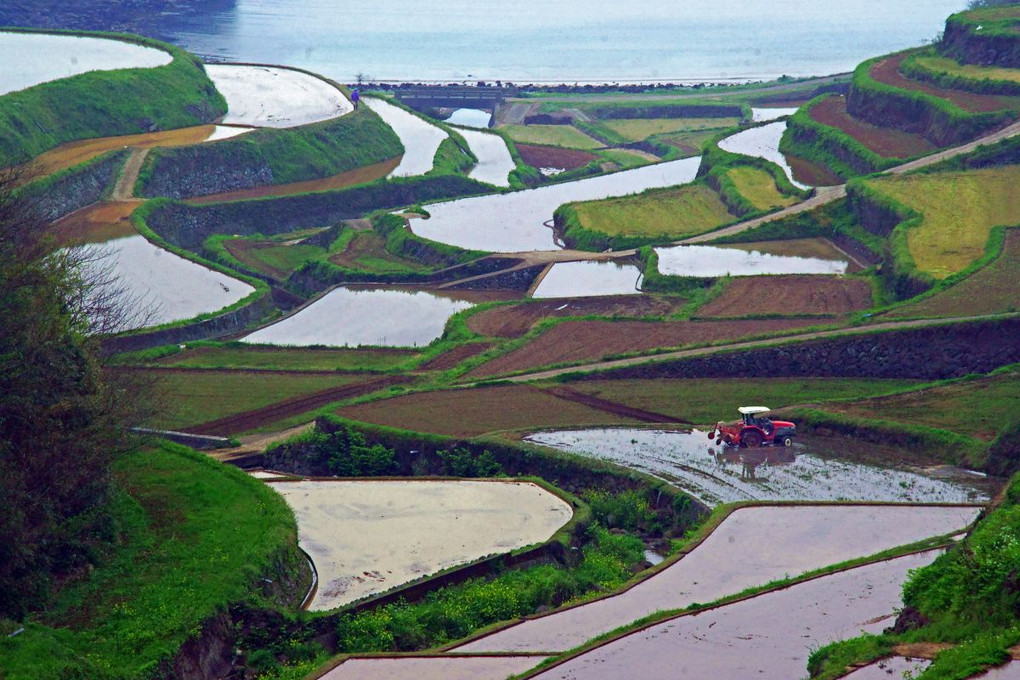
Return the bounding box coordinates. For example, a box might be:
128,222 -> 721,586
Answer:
638,246 -> 717,295
582,489 -> 656,532
333,524 -> 644,653
292,423 -> 398,476
0,30 -> 225,167
437,447 -> 503,477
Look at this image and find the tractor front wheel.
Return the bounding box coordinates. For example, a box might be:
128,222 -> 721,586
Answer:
742,430 -> 763,448
781,436 -> 793,447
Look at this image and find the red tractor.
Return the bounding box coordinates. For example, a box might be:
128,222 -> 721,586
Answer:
708,406 -> 796,449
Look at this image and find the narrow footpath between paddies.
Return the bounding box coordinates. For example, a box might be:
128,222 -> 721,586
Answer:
311,503 -> 979,679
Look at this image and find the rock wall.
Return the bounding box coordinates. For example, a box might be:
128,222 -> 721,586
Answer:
30,150 -> 128,223
140,142 -> 273,199
576,318 -> 1020,382
100,293 -> 273,355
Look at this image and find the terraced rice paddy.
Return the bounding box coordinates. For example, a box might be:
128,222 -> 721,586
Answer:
515,144 -> 596,172
697,274 -> 873,317
724,166 -> 799,210
466,296 -> 691,338
527,428 -> 988,506
456,127 -> 514,187
51,201 -> 140,245
840,657 -> 931,679
751,107 -> 800,121
813,369 -> 1019,441
146,345 -> 417,372
862,166 -> 1020,278
444,108 -> 492,128
0,31 -> 171,95
338,384 -> 642,437
524,551 -> 943,679
268,480 -> 572,610
363,97 -> 448,177
457,506 -> 980,652
654,244 -> 848,276
569,183 -> 735,238
205,64 -> 353,128
718,121 -> 809,188
809,95 -> 937,158
885,229 -> 1020,318
531,261 -> 642,298
467,318 -> 821,379
499,124 -> 603,150
413,156 -> 702,251
83,235 -> 255,330
871,52 -> 1020,113
241,288 -> 473,348
912,54 -> 1020,85
601,117 -> 742,142
322,656 -> 547,680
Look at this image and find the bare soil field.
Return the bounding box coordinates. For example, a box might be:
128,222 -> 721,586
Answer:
466,296 -> 691,338
328,230 -> 428,273
467,318 -> 824,378
418,342 -> 494,371
515,143 -> 597,170
809,96 -> 937,158
784,152 -> 844,186
884,229 -> 1020,318
29,126 -> 217,176
697,275 -> 873,317
150,345 -> 417,372
873,53 -> 1020,113
50,201 -> 139,245
186,157 -> 400,205
337,384 -> 641,437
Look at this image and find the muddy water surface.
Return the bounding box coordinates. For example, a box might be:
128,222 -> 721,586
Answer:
364,97 -> 448,177
654,243 -> 848,277
841,657 -> 931,679
0,31 -> 171,95
413,156 -> 702,252
459,505 -> 979,653
456,127 -> 514,187
719,120 -> 809,188
269,480 -> 572,610
527,550 -> 940,679
321,655 -> 546,680
527,429 -> 988,506
969,663 -> 1020,679
241,287 -> 473,347
532,261 -> 643,298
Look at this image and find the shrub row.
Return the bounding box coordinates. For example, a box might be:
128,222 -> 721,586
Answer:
0,29 -> 225,167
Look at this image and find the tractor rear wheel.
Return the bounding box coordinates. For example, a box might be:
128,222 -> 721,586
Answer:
742,430 -> 763,448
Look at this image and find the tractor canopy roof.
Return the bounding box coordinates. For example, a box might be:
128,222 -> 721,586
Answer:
738,406 -> 771,415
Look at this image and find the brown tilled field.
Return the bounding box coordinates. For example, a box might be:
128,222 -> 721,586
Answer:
809,96 -> 937,159
515,143 -> 597,170
466,296 -> 691,338
783,152 -> 845,186
467,318 -> 824,378
697,276 -> 874,317
337,384 -> 640,437
419,343 -> 494,371
872,53 -> 1020,114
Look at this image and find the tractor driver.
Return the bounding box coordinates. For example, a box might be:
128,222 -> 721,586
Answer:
755,416 -> 774,434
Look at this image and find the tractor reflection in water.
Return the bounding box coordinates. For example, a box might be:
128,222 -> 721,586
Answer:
710,446 -> 797,481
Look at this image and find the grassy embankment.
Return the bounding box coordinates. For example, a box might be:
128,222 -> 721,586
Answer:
0,443 -> 303,679
0,29 -> 225,167
808,470 -> 1020,680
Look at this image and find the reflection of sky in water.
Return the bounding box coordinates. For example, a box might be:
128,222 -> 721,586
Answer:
241,288 -> 473,347
719,121 -> 809,188
364,98 -> 448,177
532,261 -> 642,298
456,127 -> 515,187
445,108 -> 491,128
527,428 -> 988,507
654,244 -> 847,277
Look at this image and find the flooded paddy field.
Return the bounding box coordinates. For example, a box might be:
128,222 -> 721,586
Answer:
0,31 -> 171,95
532,261 -> 643,299
526,428 -> 990,506
85,234 -> 255,330
841,657 -> 931,679
654,243 -> 849,277
696,274 -> 874,317
205,64 -> 352,128
444,108 -> 492,128
267,480 -> 572,610
455,127 -> 514,187
363,98 -> 448,177
459,506 -> 979,653
526,550 -> 942,679
321,655 -> 547,680
412,156 -> 702,252
751,107 -> 801,122
467,318 -> 822,379
51,201 -> 140,245
718,121 -> 809,189
241,287 -> 474,348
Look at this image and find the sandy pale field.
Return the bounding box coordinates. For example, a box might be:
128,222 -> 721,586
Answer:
268,480 -> 573,610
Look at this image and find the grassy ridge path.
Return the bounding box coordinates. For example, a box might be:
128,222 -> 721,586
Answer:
110,147 -> 149,202
500,313 -> 1017,383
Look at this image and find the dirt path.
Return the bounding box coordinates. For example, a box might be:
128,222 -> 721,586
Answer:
111,147 -> 149,201
500,313 -> 1016,383
188,375 -> 412,436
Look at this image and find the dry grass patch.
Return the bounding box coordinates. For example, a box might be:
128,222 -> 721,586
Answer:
338,384 -> 640,437
571,183 -> 735,238
725,166 -> 799,211
864,165 -> 1020,278
912,54 -> 1020,85
499,124 -> 603,150
602,117 -> 741,142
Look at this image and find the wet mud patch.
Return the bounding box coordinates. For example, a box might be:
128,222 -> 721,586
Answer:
696,275 -> 873,317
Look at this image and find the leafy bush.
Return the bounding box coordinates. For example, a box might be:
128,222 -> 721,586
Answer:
583,489 -> 656,532
437,447 -> 503,477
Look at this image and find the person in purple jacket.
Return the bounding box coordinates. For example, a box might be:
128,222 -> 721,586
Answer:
351,88 -> 360,109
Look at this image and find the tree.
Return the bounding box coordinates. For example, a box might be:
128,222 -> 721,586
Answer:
0,168 -> 149,617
